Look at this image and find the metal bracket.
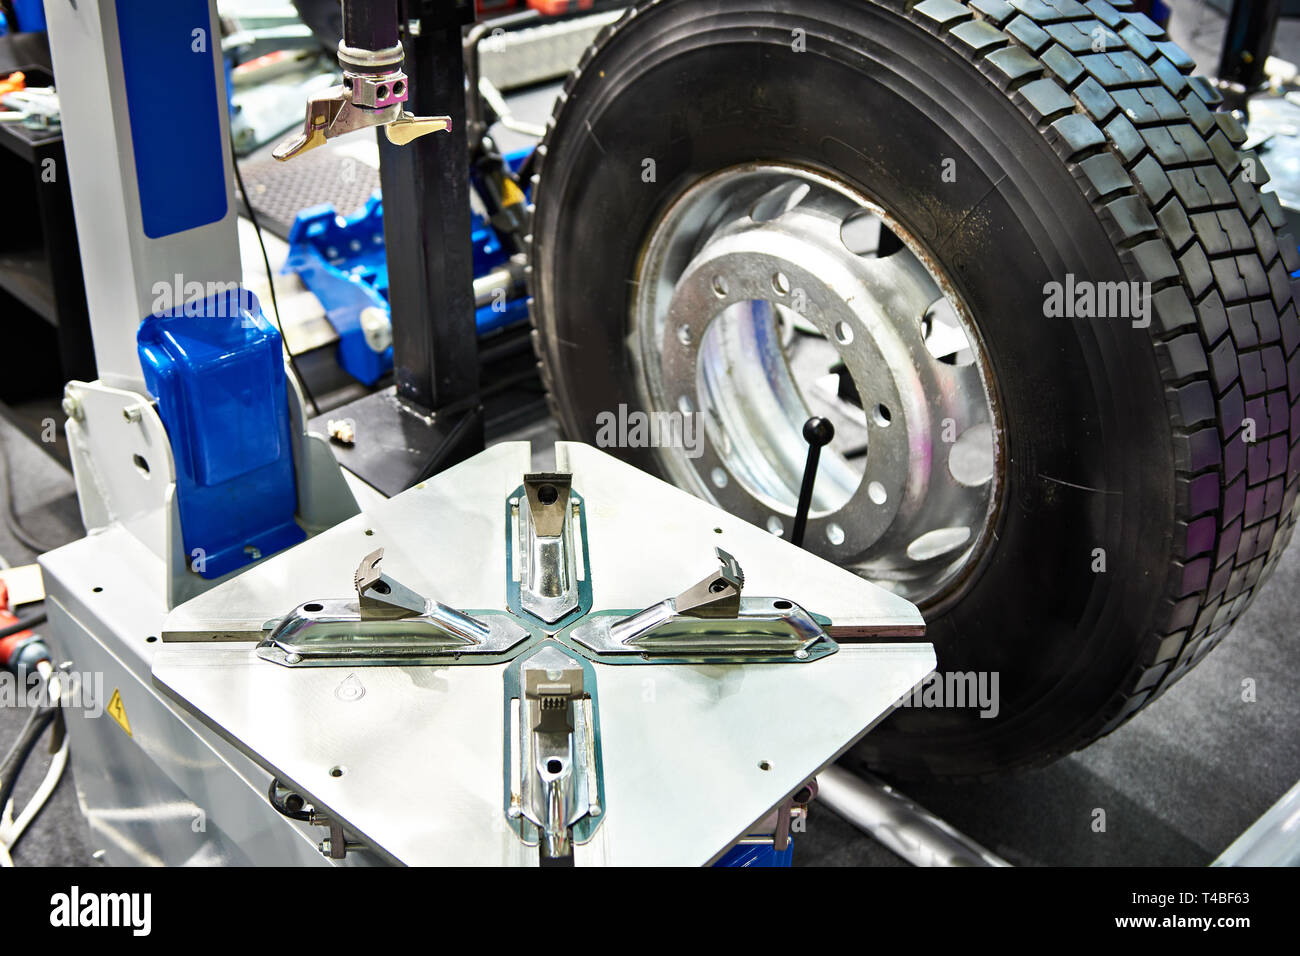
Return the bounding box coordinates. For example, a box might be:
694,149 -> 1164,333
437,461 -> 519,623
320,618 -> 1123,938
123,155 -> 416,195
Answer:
726,778 -> 818,858
567,548 -> 836,663
254,548 -> 529,665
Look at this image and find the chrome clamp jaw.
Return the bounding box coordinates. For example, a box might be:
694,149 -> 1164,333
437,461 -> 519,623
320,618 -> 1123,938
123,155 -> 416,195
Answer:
254,548 -> 529,665
568,547 -> 836,662
518,473 -> 581,624
273,38 -> 450,161
507,644 -> 604,866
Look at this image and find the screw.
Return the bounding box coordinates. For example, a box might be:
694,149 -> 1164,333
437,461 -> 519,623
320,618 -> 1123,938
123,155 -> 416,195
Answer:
62,392 -> 83,422
328,419 -> 356,446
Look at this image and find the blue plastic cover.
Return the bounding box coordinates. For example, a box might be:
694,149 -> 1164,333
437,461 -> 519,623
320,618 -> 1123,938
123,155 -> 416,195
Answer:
138,288 -> 305,579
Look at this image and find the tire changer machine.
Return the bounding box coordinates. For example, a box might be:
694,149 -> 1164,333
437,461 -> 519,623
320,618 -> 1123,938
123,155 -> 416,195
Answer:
37,0 -> 934,866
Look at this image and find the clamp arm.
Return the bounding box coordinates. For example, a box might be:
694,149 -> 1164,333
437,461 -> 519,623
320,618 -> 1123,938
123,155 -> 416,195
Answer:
273,0 -> 451,161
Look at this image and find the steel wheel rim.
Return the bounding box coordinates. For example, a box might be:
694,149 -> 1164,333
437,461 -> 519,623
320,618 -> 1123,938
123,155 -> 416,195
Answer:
630,163 -> 1005,607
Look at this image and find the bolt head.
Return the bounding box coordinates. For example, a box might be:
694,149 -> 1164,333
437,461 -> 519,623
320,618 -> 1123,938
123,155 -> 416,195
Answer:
61,393 -> 83,421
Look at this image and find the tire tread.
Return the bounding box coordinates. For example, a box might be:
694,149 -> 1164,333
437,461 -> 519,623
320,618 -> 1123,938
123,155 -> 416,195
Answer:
914,0 -> 1300,754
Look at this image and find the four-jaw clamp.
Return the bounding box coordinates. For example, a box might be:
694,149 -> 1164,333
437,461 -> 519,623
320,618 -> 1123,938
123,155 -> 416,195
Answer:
251,482 -> 835,865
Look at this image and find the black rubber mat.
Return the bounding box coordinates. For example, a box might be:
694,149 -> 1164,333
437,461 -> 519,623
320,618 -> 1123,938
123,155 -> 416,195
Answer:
235,142 -> 381,239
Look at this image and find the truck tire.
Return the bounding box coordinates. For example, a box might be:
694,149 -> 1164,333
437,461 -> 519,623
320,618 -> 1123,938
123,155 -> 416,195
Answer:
526,0 -> 1300,776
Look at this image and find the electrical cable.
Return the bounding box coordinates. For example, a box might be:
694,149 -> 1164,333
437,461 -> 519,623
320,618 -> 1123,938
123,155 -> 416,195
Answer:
0,703 -> 57,826
0,433 -> 64,555
0,611 -> 46,642
0,672 -> 64,866
267,776 -> 314,821
0,732 -> 67,864
516,146 -> 538,190
231,145 -> 321,417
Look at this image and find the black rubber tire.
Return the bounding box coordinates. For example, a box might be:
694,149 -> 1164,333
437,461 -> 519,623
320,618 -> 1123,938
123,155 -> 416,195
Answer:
527,0 -> 1300,777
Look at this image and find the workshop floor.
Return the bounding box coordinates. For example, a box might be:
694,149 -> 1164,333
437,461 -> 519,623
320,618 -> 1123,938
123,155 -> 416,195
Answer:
2,0 -> 1298,868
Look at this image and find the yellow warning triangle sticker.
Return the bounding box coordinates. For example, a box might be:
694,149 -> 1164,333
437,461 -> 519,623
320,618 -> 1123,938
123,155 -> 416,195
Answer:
106,688 -> 132,737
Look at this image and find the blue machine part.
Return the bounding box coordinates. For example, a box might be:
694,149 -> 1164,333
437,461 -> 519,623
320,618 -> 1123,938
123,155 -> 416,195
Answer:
713,840 -> 795,867
283,151 -> 532,385
138,288 -> 306,580
469,205 -> 531,335
284,195 -> 394,386
12,0 -> 46,32
116,0 -> 228,239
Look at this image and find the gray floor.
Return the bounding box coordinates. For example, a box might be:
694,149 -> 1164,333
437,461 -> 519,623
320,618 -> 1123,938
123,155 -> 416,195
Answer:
0,420 -> 97,866
801,539 -> 1300,866
3,0 -> 1299,868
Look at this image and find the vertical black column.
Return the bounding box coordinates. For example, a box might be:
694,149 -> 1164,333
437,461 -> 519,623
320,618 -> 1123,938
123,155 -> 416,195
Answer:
314,0 -> 484,497
343,0 -> 402,52
379,0 -> 478,413
1217,0 -> 1282,94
